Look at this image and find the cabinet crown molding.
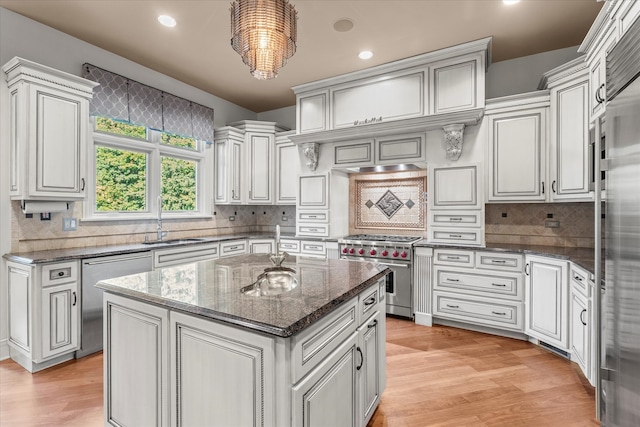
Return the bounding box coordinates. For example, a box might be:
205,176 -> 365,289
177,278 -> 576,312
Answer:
538,56 -> 589,90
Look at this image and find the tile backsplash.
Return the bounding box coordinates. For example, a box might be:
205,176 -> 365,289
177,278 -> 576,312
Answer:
10,201 -> 296,253
485,202 -> 598,248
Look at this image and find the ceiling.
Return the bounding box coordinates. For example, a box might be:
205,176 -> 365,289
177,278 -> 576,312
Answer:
0,0 -> 603,113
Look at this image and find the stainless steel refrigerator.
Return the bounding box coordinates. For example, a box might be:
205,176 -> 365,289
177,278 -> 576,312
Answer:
600,16 -> 640,427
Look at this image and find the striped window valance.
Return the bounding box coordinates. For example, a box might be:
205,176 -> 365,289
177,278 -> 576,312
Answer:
83,63 -> 214,143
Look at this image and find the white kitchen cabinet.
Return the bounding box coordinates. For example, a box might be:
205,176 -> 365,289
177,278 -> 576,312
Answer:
215,126 -> 244,204
332,140 -> 375,168
297,90 -> 329,134
413,247 -> 434,327
247,131 -> 275,204
569,264 -> 595,385
249,239 -> 274,254
525,255 -> 569,351
153,243 -> 219,269
219,239 -> 248,257
427,164 -> 484,246
275,131 -> 299,204
358,310 -> 383,425
297,171 -> 349,238
540,58 -> 592,201
486,93 -> 549,202
429,54 -> 484,114
7,260 -> 80,372
2,57 -> 97,201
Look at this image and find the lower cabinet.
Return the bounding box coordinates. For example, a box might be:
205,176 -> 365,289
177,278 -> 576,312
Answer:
219,239 -> 248,257
525,255 -> 569,351
7,260 -> 80,372
569,264 -> 595,385
249,238 -> 275,254
358,310 -> 384,425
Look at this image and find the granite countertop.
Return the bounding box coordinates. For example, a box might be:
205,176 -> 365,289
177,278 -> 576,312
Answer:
414,240 -> 599,277
96,253 -> 389,338
3,232 -> 339,265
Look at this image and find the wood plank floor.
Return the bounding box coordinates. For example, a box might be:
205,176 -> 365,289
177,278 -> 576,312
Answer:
0,318 -> 597,426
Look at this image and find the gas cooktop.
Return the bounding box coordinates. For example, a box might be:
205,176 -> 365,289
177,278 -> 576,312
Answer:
339,234 -> 423,244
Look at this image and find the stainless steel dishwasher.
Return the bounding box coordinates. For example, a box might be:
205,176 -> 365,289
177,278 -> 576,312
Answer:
78,252 -> 153,358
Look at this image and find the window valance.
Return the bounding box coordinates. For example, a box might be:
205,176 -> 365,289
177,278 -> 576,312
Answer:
83,63 -> 214,143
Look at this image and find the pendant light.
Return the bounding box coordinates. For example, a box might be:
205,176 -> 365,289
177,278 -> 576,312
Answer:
230,0 -> 298,80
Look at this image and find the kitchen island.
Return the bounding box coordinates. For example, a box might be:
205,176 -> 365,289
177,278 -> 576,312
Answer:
97,253 -> 389,427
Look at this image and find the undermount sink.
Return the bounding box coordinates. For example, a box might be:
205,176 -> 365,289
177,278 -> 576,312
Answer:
142,238 -> 208,245
241,267 -> 299,297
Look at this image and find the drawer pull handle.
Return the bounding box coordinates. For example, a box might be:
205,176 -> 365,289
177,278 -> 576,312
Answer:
364,296 -> 376,306
574,276 -> 583,282
307,215 -> 317,218
491,260 -> 507,264
446,278 -> 460,282
356,347 -> 364,371
492,311 -> 506,316
58,271 -> 65,277
367,319 -> 378,329
449,217 -> 463,221
446,256 -> 460,260
580,309 -> 587,326
308,228 -> 318,232
446,304 -> 460,309
491,283 -> 507,287
229,246 -> 238,250
72,291 -> 77,306
449,234 -> 462,238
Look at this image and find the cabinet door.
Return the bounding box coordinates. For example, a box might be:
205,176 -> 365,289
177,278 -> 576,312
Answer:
570,287 -> 590,379
429,164 -> 479,209
298,174 -> 328,209
231,140 -> 243,203
276,141 -> 300,204
215,139 -> 243,204
525,256 -> 569,350
488,108 -> 547,201
589,28 -> 617,122
41,282 -> 78,359
29,84 -> 87,199
358,311 -> 382,425
8,263 -> 32,353
248,132 -> 273,204
550,78 -> 591,200
298,91 -> 328,134
292,332 -> 358,427
430,58 -> 480,114
249,239 -> 274,254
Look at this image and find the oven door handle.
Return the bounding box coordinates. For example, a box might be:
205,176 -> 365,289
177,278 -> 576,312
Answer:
376,261 -> 410,268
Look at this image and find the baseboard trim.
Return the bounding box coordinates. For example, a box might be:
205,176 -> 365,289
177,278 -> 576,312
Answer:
0,339 -> 9,361
433,317 -> 528,341
414,312 -> 433,327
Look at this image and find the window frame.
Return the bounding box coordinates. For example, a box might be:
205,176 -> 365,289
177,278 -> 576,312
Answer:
83,118 -> 213,221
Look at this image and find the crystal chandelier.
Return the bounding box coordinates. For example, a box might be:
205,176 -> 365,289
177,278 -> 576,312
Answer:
230,0 -> 298,80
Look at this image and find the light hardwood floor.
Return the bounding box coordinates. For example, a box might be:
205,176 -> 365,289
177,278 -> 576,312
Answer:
0,318 -> 597,426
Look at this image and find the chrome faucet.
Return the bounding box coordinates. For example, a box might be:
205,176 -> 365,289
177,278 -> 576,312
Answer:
157,195 -> 168,242
269,225 -> 287,267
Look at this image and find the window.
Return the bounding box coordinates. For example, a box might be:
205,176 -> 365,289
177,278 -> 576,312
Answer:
85,117 -> 211,220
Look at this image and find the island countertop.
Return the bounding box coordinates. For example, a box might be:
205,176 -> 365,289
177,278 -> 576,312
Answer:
96,253 -> 389,338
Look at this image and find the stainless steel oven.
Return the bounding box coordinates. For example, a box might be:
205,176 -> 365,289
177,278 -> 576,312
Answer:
338,234 -> 421,318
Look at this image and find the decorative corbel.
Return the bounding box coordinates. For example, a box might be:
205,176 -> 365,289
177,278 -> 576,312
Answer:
302,142 -> 319,171
443,124 -> 465,161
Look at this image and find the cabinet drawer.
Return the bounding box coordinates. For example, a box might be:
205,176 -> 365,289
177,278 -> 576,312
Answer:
297,211 -> 328,223
279,239 -> 300,254
291,298 -> 358,383
154,243 -> 219,268
433,249 -> 474,267
433,266 -> 524,301
219,240 -> 247,257
570,265 -> 591,298
430,210 -> 482,227
42,261 -> 78,287
433,291 -> 524,332
429,228 -> 482,246
297,223 -> 330,237
299,240 -> 327,257
475,251 -> 523,272
359,284 -> 379,323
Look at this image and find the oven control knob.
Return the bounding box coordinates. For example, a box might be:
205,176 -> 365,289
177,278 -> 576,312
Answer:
342,247 -> 348,254
400,251 -> 408,258
381,250 -> 388,257
392,250 -> 399,258
358,248 -> 365,255
349,248 -> 355,254
370,249 -> 377,256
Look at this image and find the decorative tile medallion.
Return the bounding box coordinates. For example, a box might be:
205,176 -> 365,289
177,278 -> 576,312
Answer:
355,177 -> 426,230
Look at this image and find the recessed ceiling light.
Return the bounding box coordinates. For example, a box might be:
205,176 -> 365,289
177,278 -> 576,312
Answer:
359,51 -> 373,60
158,15 -> 177,27
503,0 -> 520,4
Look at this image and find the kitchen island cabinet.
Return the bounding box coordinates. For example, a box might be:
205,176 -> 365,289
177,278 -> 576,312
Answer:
97,254 -> 388,427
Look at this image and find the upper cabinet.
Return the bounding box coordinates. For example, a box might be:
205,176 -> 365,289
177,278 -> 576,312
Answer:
485,92 -> 550,202
275,131 -> 299,205
214,121 -> 289,205
290,38 -> 491,147
2,57 -> 98,202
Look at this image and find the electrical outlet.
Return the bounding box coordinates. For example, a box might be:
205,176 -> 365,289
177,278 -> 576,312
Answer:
282,216 -> 288,221
545,220 -> 560,228
229,216 -> 235,221
63,217 -> 78,231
